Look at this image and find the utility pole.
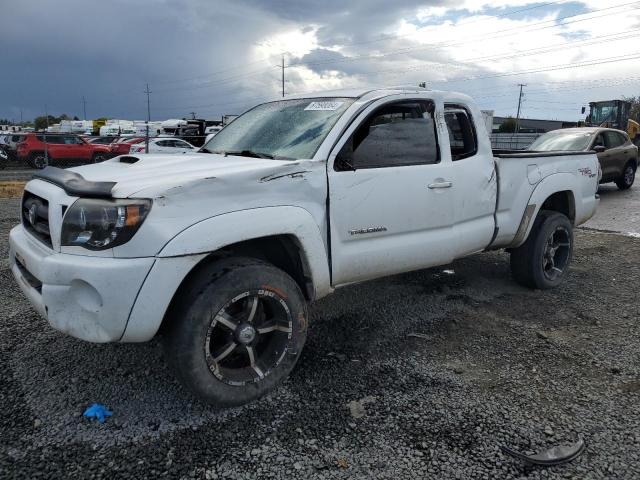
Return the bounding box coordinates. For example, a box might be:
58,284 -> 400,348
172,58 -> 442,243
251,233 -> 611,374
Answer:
44,104 -> 49,164
144,83 -> 151,153
281,54 -> 285,98
81,96 -> 87,120
515,84 -> 526,134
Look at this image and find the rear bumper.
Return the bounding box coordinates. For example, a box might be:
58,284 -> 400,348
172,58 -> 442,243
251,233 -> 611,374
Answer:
9,225 -> 155,342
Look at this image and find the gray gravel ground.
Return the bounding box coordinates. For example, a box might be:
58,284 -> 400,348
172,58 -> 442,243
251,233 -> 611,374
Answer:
0,166 -> 35,182
2,193 -> 640,479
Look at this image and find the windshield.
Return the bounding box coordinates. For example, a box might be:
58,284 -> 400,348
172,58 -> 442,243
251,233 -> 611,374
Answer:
590,103 -> 616,125
200,97 -> 355,159
529,131 -> 593,151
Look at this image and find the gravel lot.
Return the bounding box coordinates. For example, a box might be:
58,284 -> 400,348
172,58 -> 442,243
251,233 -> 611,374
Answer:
2,189 -> 640,479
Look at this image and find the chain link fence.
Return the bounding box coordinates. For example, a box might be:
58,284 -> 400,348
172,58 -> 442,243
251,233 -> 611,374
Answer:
3,131 -> 545,171
490,133 -> 541,150
0,132 -> 214,170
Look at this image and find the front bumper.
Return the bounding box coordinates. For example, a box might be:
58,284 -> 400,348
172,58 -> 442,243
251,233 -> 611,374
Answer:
9,225 -> 155,342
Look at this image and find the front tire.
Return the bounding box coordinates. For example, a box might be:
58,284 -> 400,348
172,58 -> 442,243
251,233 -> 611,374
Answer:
163,257 -> 308,407
510,211 -> 573,289
615,162 -> 635,190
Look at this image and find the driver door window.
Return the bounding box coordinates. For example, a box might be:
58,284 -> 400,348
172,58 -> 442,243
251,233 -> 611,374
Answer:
337,101 -> 439,170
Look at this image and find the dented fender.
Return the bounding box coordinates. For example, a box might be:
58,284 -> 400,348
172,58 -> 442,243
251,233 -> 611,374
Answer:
158,206 -> 332,299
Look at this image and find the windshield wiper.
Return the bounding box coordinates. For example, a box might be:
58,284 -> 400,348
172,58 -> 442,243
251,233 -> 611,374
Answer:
223,150 -> 275,159
199,147 -> 213,153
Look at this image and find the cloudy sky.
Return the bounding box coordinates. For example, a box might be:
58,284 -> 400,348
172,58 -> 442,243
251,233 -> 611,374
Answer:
1,0 -> 639,123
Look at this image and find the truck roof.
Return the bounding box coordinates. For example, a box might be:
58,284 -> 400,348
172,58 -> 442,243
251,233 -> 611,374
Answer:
284,86 -> 472,104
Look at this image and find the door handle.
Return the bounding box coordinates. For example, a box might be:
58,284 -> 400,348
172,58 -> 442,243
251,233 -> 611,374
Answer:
428,181 -> 452,189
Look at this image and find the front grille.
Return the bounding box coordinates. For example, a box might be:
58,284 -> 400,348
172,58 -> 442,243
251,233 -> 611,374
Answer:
22,191 -> 52,248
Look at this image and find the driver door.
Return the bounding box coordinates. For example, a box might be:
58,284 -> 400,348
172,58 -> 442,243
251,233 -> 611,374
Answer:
327,97 -> 455,286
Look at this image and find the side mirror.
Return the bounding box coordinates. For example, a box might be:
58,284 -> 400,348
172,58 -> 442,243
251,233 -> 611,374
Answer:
334,138 -> 356,171
581,106 -> 586,114
593,145 -> 606,153
335,153 -> 355,171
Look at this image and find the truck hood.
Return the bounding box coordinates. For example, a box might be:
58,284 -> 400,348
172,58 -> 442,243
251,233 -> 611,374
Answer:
69,152 -> 314,198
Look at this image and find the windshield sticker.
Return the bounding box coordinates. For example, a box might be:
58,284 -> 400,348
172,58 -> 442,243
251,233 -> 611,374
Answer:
304,101 -> 345,111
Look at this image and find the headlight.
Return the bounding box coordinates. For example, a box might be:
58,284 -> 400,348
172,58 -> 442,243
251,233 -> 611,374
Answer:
61,198 -> 151,250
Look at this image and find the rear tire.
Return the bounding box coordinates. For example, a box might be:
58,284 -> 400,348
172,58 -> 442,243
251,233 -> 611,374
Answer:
163,256 -> 308,407
91,153 -> 107,163
615,162 -> 635,190
510,210 -> 573,289
29,152 -> 49,169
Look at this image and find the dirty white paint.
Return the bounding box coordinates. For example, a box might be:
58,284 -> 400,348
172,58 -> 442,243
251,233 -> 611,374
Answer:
8,86 -> 600,344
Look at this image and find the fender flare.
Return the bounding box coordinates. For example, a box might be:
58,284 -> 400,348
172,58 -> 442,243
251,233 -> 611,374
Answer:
510,173 -> 578,248
158,206 -> 332,299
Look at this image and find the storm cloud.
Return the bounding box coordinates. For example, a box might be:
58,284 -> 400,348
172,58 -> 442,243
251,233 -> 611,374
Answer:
1,0 -> 638,123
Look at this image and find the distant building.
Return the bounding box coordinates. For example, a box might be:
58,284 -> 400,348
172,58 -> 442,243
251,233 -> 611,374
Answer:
492,116 -> 578,134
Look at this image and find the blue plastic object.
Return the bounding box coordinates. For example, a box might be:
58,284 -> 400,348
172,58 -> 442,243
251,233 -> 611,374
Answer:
83,403 -> 113,424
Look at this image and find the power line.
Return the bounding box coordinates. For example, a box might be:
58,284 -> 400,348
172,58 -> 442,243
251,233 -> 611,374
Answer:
148,1 -> 570,88
90,0 -> 639,110
285,2 -> 639,70
152,66 -> 277,94
96,1 -> 635,99
342,29 -> 640,83
365,51 -> 640,87
316,0 -> 569,49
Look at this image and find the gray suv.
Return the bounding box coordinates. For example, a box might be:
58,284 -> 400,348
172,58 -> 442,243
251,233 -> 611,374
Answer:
529,127 -> 638,190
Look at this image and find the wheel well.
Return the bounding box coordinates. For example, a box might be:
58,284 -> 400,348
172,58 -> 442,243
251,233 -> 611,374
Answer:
158,235 -> 314,335
216,235 -> 313,299
540,191 -> 575,224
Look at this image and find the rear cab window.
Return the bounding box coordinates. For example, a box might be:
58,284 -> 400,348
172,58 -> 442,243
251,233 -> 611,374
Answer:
444,105 -> 477,161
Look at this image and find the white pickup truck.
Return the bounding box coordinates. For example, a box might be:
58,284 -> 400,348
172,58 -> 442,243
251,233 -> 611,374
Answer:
9,86 -> 599,406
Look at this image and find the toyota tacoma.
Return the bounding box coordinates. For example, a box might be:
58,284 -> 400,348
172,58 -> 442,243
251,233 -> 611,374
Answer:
9,87 -> 599,406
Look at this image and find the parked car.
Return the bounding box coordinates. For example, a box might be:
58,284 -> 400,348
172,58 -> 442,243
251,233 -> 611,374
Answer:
16,133 -> 112,169
0,145 -> 7,169
529,127 -> 638,190
87,136 -> 118,145
4,133 -> 26,159
9,87 -> 599,407
129,137 -> 196,154
109,137 -> 145,156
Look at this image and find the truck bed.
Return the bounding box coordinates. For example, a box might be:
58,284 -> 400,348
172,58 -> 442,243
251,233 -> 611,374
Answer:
492,149 -> 595,158
491,149 -> 599,248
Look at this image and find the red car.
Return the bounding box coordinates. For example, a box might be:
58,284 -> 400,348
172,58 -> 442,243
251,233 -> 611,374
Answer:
17,133 -> 112,169
109,137 -> 145,156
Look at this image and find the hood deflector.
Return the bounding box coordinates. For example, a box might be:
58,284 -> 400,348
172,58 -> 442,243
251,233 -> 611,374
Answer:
33,166 -> 116,198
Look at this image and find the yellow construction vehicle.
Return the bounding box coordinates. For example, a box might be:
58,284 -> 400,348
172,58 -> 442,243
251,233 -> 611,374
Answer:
584,100 -> 640,145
